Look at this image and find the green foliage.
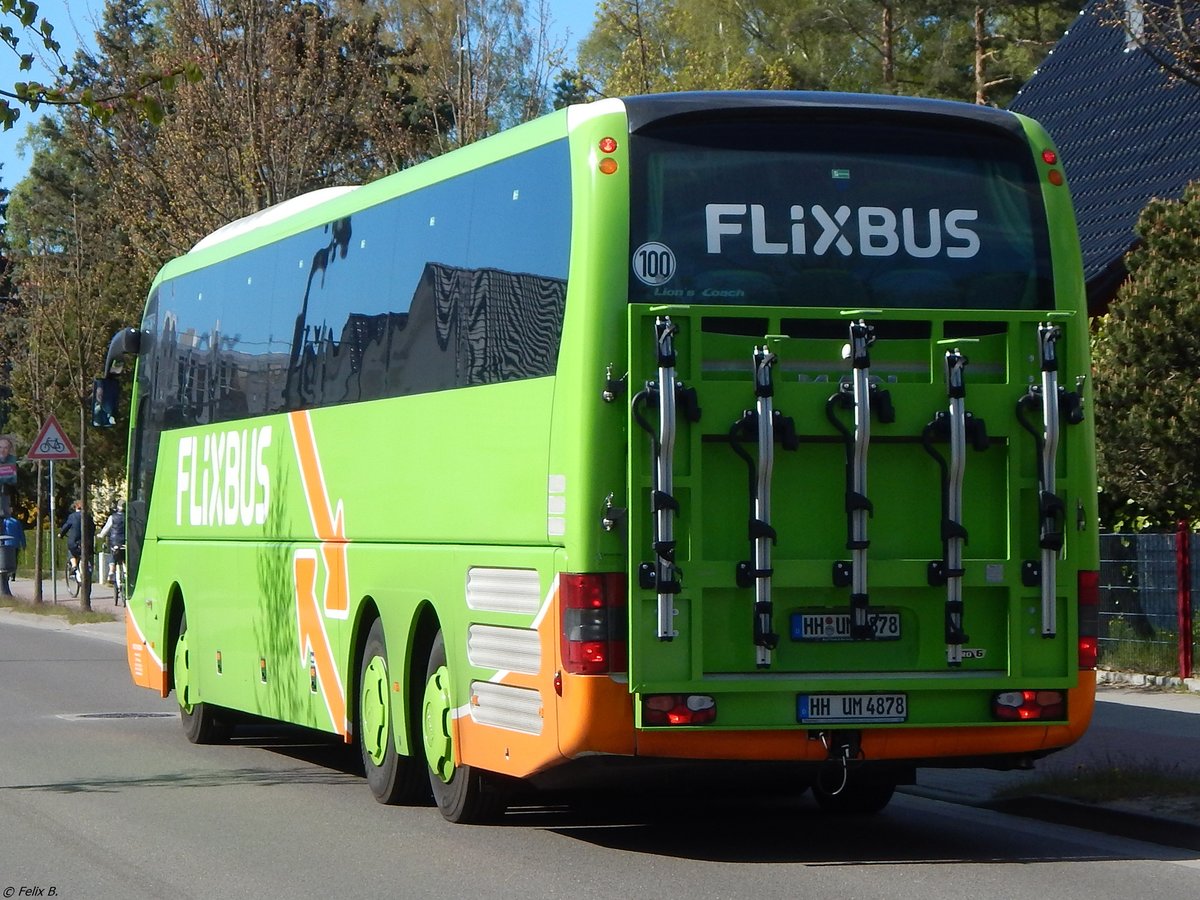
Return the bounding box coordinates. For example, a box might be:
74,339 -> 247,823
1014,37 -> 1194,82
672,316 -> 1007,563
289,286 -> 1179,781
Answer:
552,68 -> 600,107
1,1 -> 198,130
373,0 -> 568,149
576,0 -> 1075,102
1102,617 -> 1180,674
1093,182 -> 1200,528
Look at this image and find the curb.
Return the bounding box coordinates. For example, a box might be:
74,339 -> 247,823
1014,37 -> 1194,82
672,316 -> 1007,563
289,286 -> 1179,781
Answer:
0,573 -> 123,620
985,795 -> 1200,852
1097,669 -> 1200,693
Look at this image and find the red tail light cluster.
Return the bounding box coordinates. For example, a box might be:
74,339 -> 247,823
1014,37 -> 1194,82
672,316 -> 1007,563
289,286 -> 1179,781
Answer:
1078,570 -> 1100,670
560,573 -> 627,675
993,689 -> 1065,721
642,694 -> 717,726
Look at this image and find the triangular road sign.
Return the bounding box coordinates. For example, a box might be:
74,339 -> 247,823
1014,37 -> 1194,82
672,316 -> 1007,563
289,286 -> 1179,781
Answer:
27,414 -> 78,461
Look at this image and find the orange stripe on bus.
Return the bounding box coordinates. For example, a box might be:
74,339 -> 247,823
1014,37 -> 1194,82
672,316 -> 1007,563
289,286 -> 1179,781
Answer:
293,549 -> 348,736
289,410 -> 348,616
289,410 -> 351,737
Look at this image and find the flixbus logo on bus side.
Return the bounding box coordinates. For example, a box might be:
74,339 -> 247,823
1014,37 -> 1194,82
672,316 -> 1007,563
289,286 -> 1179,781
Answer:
705,204 -> 981,259
175,426 -> 273,527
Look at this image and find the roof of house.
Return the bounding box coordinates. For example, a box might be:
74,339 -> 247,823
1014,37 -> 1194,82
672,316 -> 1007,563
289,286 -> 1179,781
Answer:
1009,2 -> 1200,312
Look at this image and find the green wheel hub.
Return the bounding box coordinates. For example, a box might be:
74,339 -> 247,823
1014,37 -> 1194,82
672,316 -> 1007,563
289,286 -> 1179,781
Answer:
361,655 -> 390,766
174,632 -> 194,713
422,664 -> 454,783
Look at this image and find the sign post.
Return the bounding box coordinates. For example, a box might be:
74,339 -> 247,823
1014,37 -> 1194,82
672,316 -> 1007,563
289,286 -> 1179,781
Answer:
27,415 -> 79,604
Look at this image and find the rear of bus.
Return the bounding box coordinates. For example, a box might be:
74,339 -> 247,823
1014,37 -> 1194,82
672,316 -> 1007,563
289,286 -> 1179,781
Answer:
568,93 -> 1097,806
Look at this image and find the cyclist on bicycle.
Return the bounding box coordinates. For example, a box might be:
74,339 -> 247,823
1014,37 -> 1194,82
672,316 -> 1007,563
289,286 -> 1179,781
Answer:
59,500 -> 92,575
99,500 -> 126,585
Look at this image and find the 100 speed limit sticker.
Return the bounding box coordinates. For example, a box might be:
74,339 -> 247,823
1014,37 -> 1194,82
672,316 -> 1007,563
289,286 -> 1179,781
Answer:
632,242 -> 676,286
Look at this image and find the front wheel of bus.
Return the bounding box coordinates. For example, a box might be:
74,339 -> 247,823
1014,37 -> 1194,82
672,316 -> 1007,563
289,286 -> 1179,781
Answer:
173,612 -> 230,744
359,618 -> 426,804
422,630 -> 508,824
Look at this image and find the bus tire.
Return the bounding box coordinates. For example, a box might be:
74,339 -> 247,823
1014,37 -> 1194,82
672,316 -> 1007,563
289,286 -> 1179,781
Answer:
359,618 -> 426,804
173,612 -> 231,744
422,630 -> 508,824
812,779 -> 895,815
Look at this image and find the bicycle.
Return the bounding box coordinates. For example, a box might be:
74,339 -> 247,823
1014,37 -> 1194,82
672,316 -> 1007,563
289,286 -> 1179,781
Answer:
64,551 -> 83,597
112,545 -> 127,606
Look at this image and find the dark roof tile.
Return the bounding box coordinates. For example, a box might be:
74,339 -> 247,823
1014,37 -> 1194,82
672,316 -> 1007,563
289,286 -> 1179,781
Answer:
1010,1 -> 1200,306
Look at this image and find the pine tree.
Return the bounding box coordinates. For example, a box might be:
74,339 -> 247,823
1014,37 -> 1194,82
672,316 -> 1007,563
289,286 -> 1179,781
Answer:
1093,181 -> 1200,527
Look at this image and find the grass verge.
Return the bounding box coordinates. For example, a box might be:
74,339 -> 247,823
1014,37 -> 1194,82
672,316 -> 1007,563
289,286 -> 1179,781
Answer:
0,594 -> 119,625
998,759 -> 1200,808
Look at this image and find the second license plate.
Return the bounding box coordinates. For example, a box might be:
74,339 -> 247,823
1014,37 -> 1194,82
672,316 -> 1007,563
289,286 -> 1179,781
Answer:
790,610 -> 901,642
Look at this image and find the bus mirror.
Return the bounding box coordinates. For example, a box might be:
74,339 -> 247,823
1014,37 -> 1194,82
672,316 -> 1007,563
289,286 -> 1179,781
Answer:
92,376 -> 120,428
104,327 -> 141,376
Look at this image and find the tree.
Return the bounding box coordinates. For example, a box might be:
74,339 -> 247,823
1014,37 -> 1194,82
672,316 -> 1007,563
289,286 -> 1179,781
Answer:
965,2 -> 1077,105
1097,0 -> 1200,86
0,162 -> 12,435
575,0 -> 1073,103
93,0 -> 444,264
580,0 -> 677,94
375,0 -> 567,150
1092,181 -> 1200,527
0,0 -> 200,130
4,121 -> 129,611
552,68 -> 600,107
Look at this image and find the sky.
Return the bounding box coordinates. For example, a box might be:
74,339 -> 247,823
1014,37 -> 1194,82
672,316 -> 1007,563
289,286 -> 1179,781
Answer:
0,0 -> 600,191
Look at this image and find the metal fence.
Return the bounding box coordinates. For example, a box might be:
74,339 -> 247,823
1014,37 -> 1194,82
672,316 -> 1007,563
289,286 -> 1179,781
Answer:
1099,532 -> 1198,677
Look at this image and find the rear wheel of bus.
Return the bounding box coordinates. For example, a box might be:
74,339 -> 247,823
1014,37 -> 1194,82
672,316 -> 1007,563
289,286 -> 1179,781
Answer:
173,610 -> 231,744
422,630 -> 508,824
811,779 -> 896,815
358,617 -> 426,804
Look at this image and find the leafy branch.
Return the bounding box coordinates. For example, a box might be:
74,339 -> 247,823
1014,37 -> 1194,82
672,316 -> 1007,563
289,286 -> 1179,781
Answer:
1097,0 -> 1200,87
1,2 -> 202,128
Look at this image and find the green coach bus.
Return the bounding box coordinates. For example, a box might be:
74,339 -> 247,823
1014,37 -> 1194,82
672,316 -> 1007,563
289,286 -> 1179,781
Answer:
100,92 -> 1099,823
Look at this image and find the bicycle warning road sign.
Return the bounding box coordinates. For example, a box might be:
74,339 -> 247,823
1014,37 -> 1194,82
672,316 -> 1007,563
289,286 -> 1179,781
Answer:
27,414 -> 78,460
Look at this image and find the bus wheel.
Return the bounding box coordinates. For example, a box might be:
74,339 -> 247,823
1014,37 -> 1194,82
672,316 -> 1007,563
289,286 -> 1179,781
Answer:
421,630 -> 507,824
359,618 -> 426,804
812,779 -> 895,815
173,613 -> 230,744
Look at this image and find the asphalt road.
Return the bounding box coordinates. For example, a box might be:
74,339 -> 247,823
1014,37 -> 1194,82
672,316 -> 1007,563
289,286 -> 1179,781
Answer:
1,610 -> 1198,899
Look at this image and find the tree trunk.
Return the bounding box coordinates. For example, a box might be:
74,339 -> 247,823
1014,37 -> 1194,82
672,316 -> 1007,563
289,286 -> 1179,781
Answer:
975,6 -> 987,105
78,402 -> 91,613
882,4 -> 896,94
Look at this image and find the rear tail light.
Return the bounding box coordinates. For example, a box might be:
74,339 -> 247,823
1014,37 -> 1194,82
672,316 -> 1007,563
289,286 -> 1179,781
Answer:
993,689 -> 1065,721
560,573 -> 627,675
1078,570 -> 1099,670
642,694 -> 717,726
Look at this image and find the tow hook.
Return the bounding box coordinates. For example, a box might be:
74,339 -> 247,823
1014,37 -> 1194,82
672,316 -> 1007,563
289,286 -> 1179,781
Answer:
812,730 -> 863,796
